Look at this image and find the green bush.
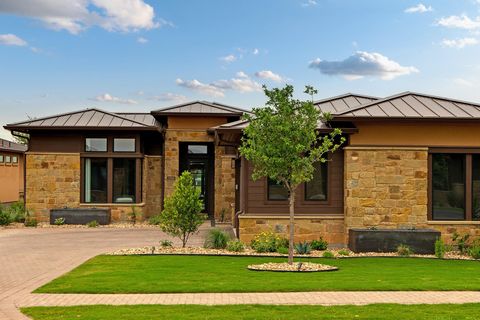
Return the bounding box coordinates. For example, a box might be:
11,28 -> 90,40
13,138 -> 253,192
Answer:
157,171 -> 206,248
148,214 -> 162,225
435,238 -> 446,259
54,217 -> 65,226
469,245 -> 480,259
310,238 -> 328,251
322,250 -> 335,258
226,239 -> 245,252
204,228 -> 230,249
338,249 -> 350,256
397,244 -> 412,257
250,231 -> 287,253
294,241 -> 312,254
5,201 -> 25,223
87,220 -> 99,228
160,239 -> 173,248
0,209 -> 12,226
24,218 -> 37,227
452,232 -> 470,254
276,247 -> 289,254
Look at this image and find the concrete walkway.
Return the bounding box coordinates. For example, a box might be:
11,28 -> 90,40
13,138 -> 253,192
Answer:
0,225 -> 210,319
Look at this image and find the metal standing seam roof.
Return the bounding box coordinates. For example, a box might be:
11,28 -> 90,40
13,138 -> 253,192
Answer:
334,92 -> 480,120
5,108 -> 160,131
315,93 -> 379,114
151,101 -> 250,115
116,113 -> 158,126
0,138 -> 27,153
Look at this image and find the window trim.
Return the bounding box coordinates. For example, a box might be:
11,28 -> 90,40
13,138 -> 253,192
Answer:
428,148 -> 478,221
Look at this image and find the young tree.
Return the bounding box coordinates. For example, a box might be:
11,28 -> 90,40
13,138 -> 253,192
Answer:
158,171 -> 206,247
239,85 -> 345,264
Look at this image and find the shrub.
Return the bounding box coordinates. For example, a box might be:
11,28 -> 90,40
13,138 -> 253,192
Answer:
276,247 -> 289,254
204,228 -> 230,249
435,238 -> 446,259
129,206 -> 138,225
310,238 -> 328,251
157,171 -> 206,247
469,245 -> 480,259
226,239 -> 245,252
452,232 -> 471,254
294,241 -> 312,254
0,209 -> 12,226
87,220 -> 99,228
24,218 -> 37,227
6,201 -> 25,223
160,239 -> 173,248
250,231 -> 287,253
148,214 -> 162,225
322,250 -> 335,258
338,249 -> 350,256
54,217 -> 65,226
397,244 -> 412,257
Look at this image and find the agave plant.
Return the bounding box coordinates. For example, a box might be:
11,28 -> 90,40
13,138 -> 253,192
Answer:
294,241 -> 312,254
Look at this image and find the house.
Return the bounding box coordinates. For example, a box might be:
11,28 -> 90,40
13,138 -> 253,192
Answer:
0,138 -> 26,204
5,92 -> 480,246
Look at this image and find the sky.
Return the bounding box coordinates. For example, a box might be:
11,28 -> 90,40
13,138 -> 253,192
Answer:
1,0 -> 480,139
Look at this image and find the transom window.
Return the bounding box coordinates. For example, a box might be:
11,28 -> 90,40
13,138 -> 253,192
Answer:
12,156 -> 18,164
114,138 -> 135,152
5,156 -> 11,163
85,138 -> 107,152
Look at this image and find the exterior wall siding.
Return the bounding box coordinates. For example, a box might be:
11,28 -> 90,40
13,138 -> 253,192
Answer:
0,151 -> 24,203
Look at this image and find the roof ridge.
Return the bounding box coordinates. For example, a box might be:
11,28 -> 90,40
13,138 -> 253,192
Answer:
151,100 -> 247,114
314,93 -> 379,105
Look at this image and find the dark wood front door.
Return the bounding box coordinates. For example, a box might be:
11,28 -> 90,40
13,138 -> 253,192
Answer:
179,142 -> 214,218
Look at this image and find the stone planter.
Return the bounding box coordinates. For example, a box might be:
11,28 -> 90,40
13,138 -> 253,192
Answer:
348,228 -> 440,254
50,208 -> 111,225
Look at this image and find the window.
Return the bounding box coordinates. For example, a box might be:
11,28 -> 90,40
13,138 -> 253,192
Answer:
0,155 -> 3,163
305,162 -> 328,201
267,179 -> 289,200
12,156 -> 18,164
432,153 -> 466,220
84,158 -> 108,203
113,159 -> 136,203
472,155 -> 480,220
85,138 -> 107,152
5,156 -> 11,163
188,145 -> 208,154
114,138 -> 135,152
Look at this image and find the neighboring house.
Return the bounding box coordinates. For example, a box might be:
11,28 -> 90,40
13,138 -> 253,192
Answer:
0,138 -> 26,204
5,92 -> 480,246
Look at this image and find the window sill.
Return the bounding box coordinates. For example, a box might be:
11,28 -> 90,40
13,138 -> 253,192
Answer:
80,203 -> 145,207
427,220 -> 480,225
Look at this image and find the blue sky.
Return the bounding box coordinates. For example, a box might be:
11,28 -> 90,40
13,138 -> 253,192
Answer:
1,0 -> 480,139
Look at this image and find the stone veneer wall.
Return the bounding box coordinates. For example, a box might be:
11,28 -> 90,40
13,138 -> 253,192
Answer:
163,129 -> 235,221
26,152 -> 158,223
238,216 -> 345,247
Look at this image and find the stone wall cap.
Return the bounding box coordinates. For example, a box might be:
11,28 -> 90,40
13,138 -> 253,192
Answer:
427,220 -> 480,225
344,146 -> 428,151
239,214 -> 344,220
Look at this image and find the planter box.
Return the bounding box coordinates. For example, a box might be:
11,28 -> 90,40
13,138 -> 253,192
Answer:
348,228 -> 440,254
50,208 -> 111,225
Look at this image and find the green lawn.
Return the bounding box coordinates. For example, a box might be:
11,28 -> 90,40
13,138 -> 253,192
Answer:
35,255 -> 480,293
21,304 -> 480,320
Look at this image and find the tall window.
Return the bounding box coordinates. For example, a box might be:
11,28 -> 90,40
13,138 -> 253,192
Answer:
267,179 -> 289,200
472,155 -> 480,220
113,159 -> 136,203
84,158 -> 108,203
305,162 -> 328,201
431,153 -> 465,220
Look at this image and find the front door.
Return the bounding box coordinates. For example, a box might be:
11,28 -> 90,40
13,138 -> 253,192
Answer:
179,143 -> 214,218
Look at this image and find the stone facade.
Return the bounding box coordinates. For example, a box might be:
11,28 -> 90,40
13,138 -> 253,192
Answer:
344,147 -> 429,236
238,216 -> 345,247
163,129 -> 236,221
142,155 -> 163,219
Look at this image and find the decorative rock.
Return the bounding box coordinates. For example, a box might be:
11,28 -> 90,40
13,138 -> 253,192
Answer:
247,262 -> 338,272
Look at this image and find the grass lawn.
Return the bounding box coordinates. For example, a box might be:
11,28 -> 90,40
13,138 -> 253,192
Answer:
35,255 -> 480,293
21,304 -> 480,320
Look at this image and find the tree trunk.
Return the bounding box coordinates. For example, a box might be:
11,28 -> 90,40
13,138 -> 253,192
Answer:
288,189 -> 296,265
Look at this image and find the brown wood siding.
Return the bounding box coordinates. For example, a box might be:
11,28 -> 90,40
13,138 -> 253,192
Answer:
245,150 -> 344,215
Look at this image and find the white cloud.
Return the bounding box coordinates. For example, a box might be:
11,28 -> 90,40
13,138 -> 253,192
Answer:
254,70 -> 284,82
0,0 -> 162,34
252,48 -> 259,55
437,14 -> 480,30
441,37 -> 478,48
405,3 -> 433,13
150,93 -> 188,102
213,76 -> 262,93
137,37 -> 148,44
176,78 -> 225,97
453,78 -> 474,87
236,71 -> 249,78
301,0 -> 317,7
220,54 -> 237,63
309,51 -> 419,80
92,93 -> 137,104
0,33 -> 27,46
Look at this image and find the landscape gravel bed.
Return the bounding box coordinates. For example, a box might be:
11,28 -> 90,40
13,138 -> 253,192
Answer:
107,246 -> 476,260
247,262 -> 339,272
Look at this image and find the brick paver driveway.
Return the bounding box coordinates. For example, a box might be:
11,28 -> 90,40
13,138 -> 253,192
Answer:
0,225 -> 209,320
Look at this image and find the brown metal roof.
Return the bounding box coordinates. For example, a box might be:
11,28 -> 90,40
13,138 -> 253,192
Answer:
116,113 -> 158,126
0,138 -> 27,153
334,92 -> 480,120
5,108 -> 160,132
151,101 -> 249,116
315,93 -> 379,114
